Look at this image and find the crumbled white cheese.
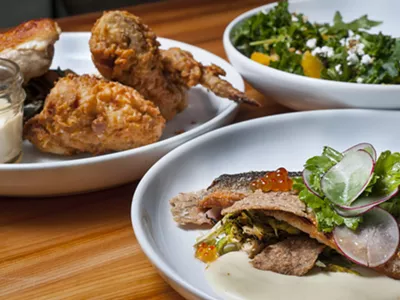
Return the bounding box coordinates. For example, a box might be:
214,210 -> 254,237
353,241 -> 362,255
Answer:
348,30 -> 354,37
356,43 -> 365,56
322,46 -> 334,57
340,38 -> 347,46
347,52 -> 359,65
291,15 -> 299,22
295,50 -> 302,55
306,38 -> 317,49
347,47 -> 356,54
311,46 -> 334,58
311,47 -> 321,56
361,54 -> 372,65
335,64 -> 343,75
356,77 -> 364,83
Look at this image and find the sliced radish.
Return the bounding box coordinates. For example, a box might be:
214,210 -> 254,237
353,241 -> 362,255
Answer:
321,150 -> 374,206
334,188 -> 399,217
334,205 -> 372,218
302,168 -> 322,197
333,207 -> 399,267
344,143 -> 377,162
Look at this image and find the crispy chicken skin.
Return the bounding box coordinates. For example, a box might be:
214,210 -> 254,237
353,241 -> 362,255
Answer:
0,19 -> 61,83
24,74 -> 165,155
89,11 -> 259,120
161,47 -> 259,105
89,10 -> 187,120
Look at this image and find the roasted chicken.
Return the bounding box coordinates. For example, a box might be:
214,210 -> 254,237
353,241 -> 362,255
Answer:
24,74 -> 165,155
89,11 -> 258,120
0,19 -> 61,83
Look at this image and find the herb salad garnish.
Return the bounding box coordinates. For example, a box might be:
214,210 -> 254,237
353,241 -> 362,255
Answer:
232,1 -> 400,84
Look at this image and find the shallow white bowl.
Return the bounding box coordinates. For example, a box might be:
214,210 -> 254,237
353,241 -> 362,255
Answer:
223,0 -> 400,110
0,33 -> 242,197
132,109 -> 400,300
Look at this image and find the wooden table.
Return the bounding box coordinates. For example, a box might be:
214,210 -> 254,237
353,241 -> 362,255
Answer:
0,0 -> 291,298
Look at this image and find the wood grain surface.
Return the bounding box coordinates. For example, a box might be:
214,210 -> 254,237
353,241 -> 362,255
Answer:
0,0 -> 291,299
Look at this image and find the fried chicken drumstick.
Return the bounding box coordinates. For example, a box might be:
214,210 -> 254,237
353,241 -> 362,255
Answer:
89,11 -> 259,120
24,74 -> 165,155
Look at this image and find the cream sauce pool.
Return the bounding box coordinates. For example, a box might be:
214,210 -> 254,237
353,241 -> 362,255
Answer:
205,252 -> 400,300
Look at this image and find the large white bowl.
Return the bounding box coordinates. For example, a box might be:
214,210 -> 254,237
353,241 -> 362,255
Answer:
223,0 -> 400,110
132,109 -> 400,300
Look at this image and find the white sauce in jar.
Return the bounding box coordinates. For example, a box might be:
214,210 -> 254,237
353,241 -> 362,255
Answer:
205,251 -> 400,300
0,99 -> 23,163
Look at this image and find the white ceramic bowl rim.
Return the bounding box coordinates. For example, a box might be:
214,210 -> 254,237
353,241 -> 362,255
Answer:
132,108 -> 396,300
223,0 -> 400,90
2,35 -> 239,171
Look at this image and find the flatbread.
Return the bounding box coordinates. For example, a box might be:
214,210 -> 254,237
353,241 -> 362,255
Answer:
222,190 -> 310,219
252,236 -> 325,276
170,190 -> 211,225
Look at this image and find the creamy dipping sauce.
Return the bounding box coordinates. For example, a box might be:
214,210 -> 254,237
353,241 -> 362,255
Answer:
0,99 -> 23,163
205,252 -> 400,300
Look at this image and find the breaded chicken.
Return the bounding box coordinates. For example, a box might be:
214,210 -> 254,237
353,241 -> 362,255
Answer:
24,74 -> 165,155
89,10 -> 187,120
161,47 -> 256,104
89,11 -> 259,120
0,19 -> 61,83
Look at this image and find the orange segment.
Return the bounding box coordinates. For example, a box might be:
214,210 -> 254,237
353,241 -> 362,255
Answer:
250,52 -> 271,66
301,51 -> 323,78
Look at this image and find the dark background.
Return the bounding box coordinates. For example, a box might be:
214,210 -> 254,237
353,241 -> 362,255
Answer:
0,0 -> 161,28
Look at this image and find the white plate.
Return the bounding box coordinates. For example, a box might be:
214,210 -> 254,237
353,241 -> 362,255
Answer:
132,109 -> 400,300
0,32 -> 242,196
223,0 -> 400,110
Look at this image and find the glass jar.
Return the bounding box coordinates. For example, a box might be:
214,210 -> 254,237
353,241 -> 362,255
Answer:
0,58 -> 25,163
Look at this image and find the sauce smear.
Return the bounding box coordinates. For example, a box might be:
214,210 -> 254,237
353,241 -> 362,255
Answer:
205,251 -> 400,300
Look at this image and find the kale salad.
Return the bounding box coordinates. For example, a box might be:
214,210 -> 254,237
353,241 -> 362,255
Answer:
231,1 -> 400,84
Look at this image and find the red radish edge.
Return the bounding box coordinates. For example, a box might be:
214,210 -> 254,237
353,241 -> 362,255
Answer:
302,168 -> 322,197
321,149 -> 375,207
333,207 -> 400,268
334,205 -> 371,218
337,188 -> 399,211
343,142 -> 377,161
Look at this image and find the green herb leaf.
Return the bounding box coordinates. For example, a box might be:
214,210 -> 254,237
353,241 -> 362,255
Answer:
293,177 -> 361,232
304,146 -> 343,195
328,12 -> 382,34
374,151 -> 400,194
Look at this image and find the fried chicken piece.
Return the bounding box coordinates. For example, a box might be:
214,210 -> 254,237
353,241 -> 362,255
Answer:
89,11 -> 259,120
0,19 -> 61,83
161,47 -> 259,105
24,74 -> 165,155
89,10 -> 187,120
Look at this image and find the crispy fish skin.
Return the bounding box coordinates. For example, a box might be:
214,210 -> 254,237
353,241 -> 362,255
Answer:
171,171 -> 302,224
208,171 -> 302,191
199,171 -> 302,209
252,236 -> 325,276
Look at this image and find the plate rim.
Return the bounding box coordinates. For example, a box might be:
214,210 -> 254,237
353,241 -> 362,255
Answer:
131,108 -> 400,300
3,32 -> 240,171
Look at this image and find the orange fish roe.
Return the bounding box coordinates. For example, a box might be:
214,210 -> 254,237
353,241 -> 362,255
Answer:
250,167 -> 293,192
195,243 -> 218,263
